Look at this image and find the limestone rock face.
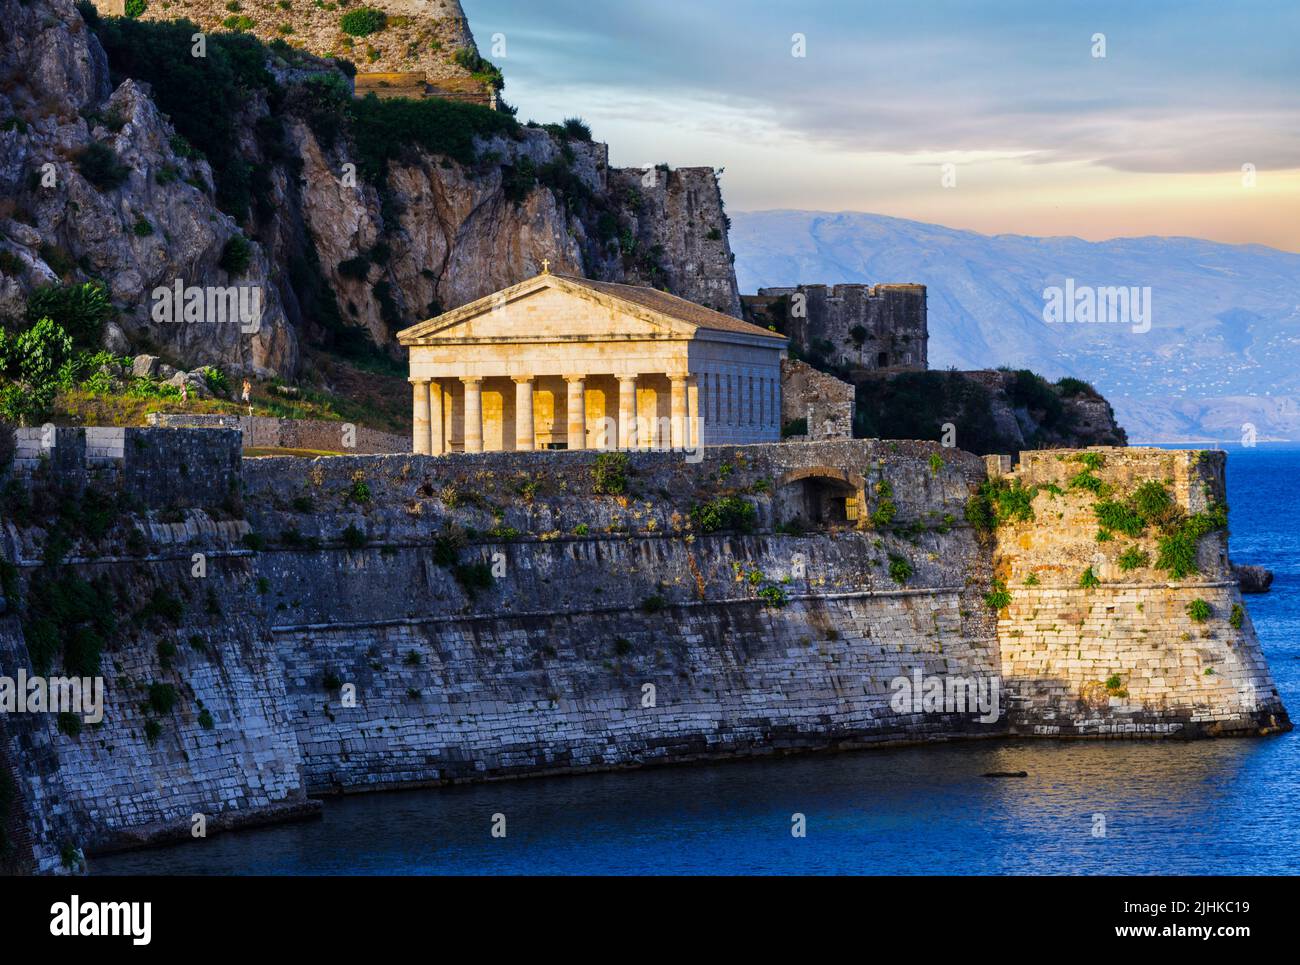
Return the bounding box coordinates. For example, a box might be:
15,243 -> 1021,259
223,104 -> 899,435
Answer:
111,0 -> 489,96
1,0 -> 744,381
0,0 -> 297,376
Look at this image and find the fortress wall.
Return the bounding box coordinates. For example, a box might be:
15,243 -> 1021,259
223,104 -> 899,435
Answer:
992,447 -> 1288,736
0,436 -> 1289,866
246,439 -> 1000,790
147,412 -> 409,454
0,552 -> 316,868
745,283 -> 928,373
277,588 -> 999,792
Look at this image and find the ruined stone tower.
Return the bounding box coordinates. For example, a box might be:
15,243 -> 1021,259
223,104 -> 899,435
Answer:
743,283 -> 928,378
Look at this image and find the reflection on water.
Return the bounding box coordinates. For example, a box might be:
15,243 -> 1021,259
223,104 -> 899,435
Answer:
93,445 -> 1300,876
94,736 -> 1297,875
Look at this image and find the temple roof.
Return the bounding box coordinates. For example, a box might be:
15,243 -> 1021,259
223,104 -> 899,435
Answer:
396,271 -> 787,345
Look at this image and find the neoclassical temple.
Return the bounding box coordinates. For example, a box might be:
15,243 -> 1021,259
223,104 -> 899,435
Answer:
397,269 -> 788,454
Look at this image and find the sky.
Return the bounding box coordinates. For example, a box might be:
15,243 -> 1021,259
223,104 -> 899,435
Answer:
466,0 -> 1300,251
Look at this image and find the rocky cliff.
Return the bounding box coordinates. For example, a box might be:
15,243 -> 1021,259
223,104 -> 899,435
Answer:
0,0 -> 743,380
99,0 -> 489,97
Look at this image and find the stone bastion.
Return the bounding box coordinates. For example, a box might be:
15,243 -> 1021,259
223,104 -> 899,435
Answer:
0,431 -> 1288,872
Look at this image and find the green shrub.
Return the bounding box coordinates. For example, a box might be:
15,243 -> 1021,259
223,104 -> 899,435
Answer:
1079,566 -> 1101,589
340,8 -> 386,36
781,417 -> 807,438
984,580 -> 1011,610
591,451 -> 629,495
1056,377 -> 1096,398
1230,604 -> 1244,630
348,478 -> 371,504
888,554 -> 913,584
144,719 -> 163,744
57,712 -> 83,737
201,365 -> 230,396
1135,483 -> 1183,533
348,93 -> 517,182
198,708 -> 215,729
640,593 -> 666,614
432,531 -> 464,567
757,584 -> 789,608
453,561 -> 493,596
219,235 -> 253,276
1068,470 -> 1105,495
452,47 -> 504,89
148,682 -> 179,714
690,495 -> 756,534
1186,599 -> 1211,622
965,477 -> 1038,534
222,14 -> 254,29
1094,499 -> 1145,538
341,523 -> 367,549
1116,546 -> 1150,571
562,117 -> 592,140
75,142 -> 130,190
90,17 -> 276,220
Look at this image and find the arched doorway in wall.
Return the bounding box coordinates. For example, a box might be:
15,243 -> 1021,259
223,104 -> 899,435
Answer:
774,467 -> 868,530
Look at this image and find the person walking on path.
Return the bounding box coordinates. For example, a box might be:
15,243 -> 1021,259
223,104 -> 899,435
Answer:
241,378 -> 252,416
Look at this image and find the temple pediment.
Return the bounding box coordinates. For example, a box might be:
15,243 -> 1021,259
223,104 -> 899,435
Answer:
396,272 -> 785,346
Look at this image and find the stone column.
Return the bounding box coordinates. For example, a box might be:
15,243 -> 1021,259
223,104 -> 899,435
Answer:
429,381 -> 445,455
461,376 -> 483,453
512,376 -> 535,451
686,379 -> 696,452
669,375 -> 688,449
565,375 -> 586,450
617,375 -> 638,449
411,378 -> 430,455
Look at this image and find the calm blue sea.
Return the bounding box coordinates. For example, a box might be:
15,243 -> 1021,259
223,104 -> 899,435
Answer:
95,444 -> 1300,875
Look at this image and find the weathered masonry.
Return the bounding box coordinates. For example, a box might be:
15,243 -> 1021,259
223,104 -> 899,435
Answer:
0,435 -> 1288,873
743,283 -> 928,376
397,270 -> 788,455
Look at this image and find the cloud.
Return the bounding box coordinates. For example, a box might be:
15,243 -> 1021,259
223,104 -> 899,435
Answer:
472,0 -> 1300,174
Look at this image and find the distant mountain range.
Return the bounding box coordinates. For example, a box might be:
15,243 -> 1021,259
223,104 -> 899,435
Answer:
729,210 -> 1300,443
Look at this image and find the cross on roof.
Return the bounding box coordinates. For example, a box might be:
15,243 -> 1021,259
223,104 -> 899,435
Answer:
541,258 -> 550,274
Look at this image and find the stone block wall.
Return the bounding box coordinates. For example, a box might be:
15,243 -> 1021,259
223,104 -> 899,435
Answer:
991,447 -> 1288,736
9,426 -> 241,509
0,435 -> 1289,869
780,358 -> 855,439
147,412 -> 408,454
0,546 -> 315,871
743,283 -> 927,376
